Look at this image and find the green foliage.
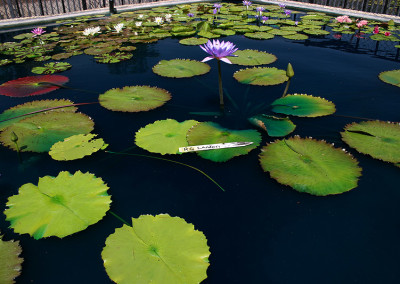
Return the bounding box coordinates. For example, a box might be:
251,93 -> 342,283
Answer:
31,62 -> 72,74
95,52 -> 133,63
378,69 -> 400,87
152,59 -> 210,78
233,67 -> 288,86
229,49 -> 277,66
249,114 -> 296,137
0,234 -> 23,284
179,37 -> 209,45
244,32 -> 275,39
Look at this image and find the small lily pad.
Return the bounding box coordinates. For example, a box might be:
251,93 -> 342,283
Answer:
259,137 -> 362,196
153,59 -> 210,78
282,33 -> 309,40
135,119 -> 199,155
271,94 -> 336,117
0,235 -> 23,284
179,37 -> 209,45
249,114 -> 296,137
102,214 -> 210,284
229,49 -> 277,66
4,171 -> 111,239
233,67 -> 288,86
95,52 -> 133,63
186,122 -> 261,162
31,62 -> 72,74
341,120 -> 400,163
99,86 -> 171,112
244,32 -> 275,40
378,69 -> 400,87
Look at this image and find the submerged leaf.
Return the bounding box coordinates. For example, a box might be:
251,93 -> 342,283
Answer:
233,67 -> 288,86
102,214 -> 210,284
249,114 -> 296,137
4,171 -> 111,239
259,137 -> 362,196
0,235 -> 23,284
153,59 -> 210,78
229,49 -> 277,66
378,69 -> 400,87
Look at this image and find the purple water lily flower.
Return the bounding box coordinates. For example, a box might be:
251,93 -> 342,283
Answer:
256,7 -> 265,12
279,3 -> 286,8
187,13 -> 194,17
243,0 -> 252,7
31,27 -> 45,37
261,16 -> 269,22
284,9 -> 292,16
213,8 -> 218,14
214,3 -> 222,9
295,21 -> 299,26
200,39 -> 238,64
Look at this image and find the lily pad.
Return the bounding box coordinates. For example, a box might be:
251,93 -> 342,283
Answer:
0,235 -> 23,284
229,49 -> 277,66
4,171 -> 111,239
186,122 -> 261,162
378,69 -> 400,87
249,114 -> 296,137
95,52 -> 133,63
244,32 -> 275,40
49,134 -> 107,161
259,137 -> 362,196
102,214 -> 210,284
31,62 -> 72,74
0,112 -> 94,152
0,75 -> 69,97
233,67 -> 288,86
153,59 -> 210,78
135,119 -> 199,155
282,33 -> 309,40
179,37 -> 209,45
271,94 -> 336,117
99,86 -> 171,112
341,120 -> 400,163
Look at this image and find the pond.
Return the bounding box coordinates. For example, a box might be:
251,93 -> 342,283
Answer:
0,2 -> 399,283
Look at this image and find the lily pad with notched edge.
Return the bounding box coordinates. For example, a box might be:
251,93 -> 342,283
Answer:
271,94 -> 336,117
102,214 -> 210,284
259,136 -> 362,196
0,75 -> 69,97
0,234 -> 23,284
0,112 -> 94,152
135,119 -> 199,155
99,86 -> 171,112
152,59 -> 210,78
378,70 -> 400,87
186,122 -> 261,162
31,62 -> 72,74
49,134 -> 108,161
341,120 -> 400,163
233,67 -> 288,86
229,49 -> 277,66
249,114 -> 296,137
4,171 -> 111,239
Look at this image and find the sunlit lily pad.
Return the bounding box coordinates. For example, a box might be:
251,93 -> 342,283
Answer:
249,114 -> 296,137
0,75 -> 69,97
31,62 -> 72,74
233,67 -> 288,86
259,137 -> 362,196
95,52 -> 133,63
282,33 -> 309,40
378,69 -> 400,87
186,122 -> 261,162
229,49 -> 277,66
153,59 -> 210,78
0,235 -> 23,284
179,37 -> 209,45
341,120 -> 400,163
303,29 -> 330,35
244,32 -> 275,40
102,214 -> 210,284
0,112 -> 94,152
4,171 -> 111,239
99,86 -> 171,112
135,119 -> 199,155
49,134 -> 107,161
271,94 -> 336,117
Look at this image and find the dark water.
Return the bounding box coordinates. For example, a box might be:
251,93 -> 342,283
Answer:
0,30 -> 399,284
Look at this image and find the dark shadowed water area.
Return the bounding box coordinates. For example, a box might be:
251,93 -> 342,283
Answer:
0,24 -> 399,283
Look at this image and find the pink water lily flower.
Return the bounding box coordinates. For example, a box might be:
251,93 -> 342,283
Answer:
356,20 -> 368,28
336,15 -> 352,23
200,39 -> 238,64
384,31 -> 391,36
31,27 -> 45,36
373,26 -> 379,34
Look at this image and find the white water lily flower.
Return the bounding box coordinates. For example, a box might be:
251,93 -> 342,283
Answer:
154,17 -> 163,25
138,14 -> 144,19
113,23 -> 124,33
135,21 -> 142,27
165,14 -> 172,22
82,26 -> 101,36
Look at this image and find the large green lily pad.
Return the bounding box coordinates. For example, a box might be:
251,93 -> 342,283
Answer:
259,137 -> 362,196
102,214 -> 210,284
233,67 -> 288,86
341,120 -> 400,163
378,69 -> 400,87
179,37 -> 209,45
244,32 -> 274,40
0,235 -> 23,284
4,171 -> 111,239
135,119 -> 199,155
31,62 -> 72,74
229,49 -> 277,66
152,59 -> 210,78
99,86 -> 171,112
249,114 -> 296,137
49,134 -> 108,161
186,122 -> 261,162
271,94 -> 336,117
0,112 -> 94,152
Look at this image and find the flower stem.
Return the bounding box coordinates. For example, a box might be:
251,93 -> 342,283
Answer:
217,60 -> 224,112
282,78 -> 291,97
109,211 -> 130,226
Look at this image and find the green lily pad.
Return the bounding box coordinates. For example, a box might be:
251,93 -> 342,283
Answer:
211,29 -> 236,36
4,171 -> 111,239
271,94 -> 336,117
179,37 -> 209,45
249,114 -> 296,137
52,52 -> 74,60
95,52 -> 133,63
303,29 -> 330,35
135,119 -> 199,155
153,59 -> 210,78
49,134 -> 107,161
99,86 -> 171,112
0,235 -> 23,284
244,32 -> 275,40
31,62 -> 72,74
282,33 -> 309,40
229,49 -> 277,66
186,122 -> 261,162
233,67 -> 288,86
268,29 -> 297,36
102,214 -> 210,284
259,137 -> 362,196
341,120 -> 400,163
0,99 -> 77,130
0,112 -> 94,152
378,69 -> 400,87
